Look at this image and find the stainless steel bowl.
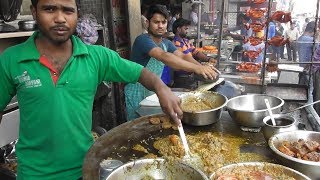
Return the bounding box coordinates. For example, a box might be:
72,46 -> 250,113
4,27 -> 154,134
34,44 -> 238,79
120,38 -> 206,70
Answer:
262,114 -> 298,141
18,20 -> 37,31
179,91 -> 228,126
105,158 -> 209,180
269,131 -> 320,179
226,94 -> 284,127
210,162 -> 310,180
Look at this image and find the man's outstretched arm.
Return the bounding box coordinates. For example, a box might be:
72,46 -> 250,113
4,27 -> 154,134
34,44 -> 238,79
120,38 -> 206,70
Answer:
138,68 -> 183,126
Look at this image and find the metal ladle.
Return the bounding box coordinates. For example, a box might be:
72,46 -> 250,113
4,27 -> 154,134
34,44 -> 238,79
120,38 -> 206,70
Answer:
281,99 -> 320,114
264,99 -> 276,126
176,117 -> 203,169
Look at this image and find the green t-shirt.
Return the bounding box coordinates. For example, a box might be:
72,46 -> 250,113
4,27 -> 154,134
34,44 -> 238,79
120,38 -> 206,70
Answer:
0,32 -> 143,180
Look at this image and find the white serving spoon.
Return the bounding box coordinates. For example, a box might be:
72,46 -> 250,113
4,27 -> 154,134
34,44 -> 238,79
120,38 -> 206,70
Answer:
176,116 -> 203,169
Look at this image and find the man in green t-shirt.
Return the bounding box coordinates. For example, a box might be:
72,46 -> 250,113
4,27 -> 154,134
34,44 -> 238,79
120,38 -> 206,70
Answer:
0,0 -> 182,179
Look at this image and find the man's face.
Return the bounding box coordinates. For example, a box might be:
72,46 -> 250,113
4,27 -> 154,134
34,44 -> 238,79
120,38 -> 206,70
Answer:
178,25 -> 189,38
148,13 -> 167,38
31,0 -> 78,44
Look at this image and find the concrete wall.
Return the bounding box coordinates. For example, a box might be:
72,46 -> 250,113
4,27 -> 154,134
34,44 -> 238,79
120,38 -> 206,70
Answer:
127,0 -> 143,48
20,0 -> 32,15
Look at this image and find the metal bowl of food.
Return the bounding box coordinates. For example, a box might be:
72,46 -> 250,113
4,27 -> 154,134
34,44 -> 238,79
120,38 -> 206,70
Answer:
269,130 -> 320,179
262,114 -> 298,141
18,20 -> 37,31
209,162 -> 310,180
226,94 -> 284,127
105,158 -> 209,180
180,91 -> 228,126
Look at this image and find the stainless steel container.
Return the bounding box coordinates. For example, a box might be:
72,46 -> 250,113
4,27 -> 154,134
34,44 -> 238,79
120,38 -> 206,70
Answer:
179,91 -> 228,126
269,131 -> 320,179
18,20 -> 37,31
210,162 -> 310,180
99,160 -> 123,180
262,114 -> 298,141
226,94 -> 284,127
105,159 -> 209,180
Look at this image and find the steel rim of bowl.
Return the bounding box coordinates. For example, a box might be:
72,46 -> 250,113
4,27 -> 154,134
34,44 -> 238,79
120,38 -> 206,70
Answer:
226,94 -> 284,113
179,92 -> 228,113
18,20 -> 36,25
263,114 -> 296,128
268,130 -> 320,166
209,162 -> 311,179
107,158 -> 209,180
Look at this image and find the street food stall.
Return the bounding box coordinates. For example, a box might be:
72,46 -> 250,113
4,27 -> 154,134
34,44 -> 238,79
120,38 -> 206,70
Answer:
1,0 -> 320,179
83,0 -> 320,179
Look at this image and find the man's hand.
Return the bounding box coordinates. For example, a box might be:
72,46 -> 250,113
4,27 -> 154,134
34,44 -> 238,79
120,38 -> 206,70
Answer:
155,86 -> 183,126
208,58 -> 218,66
138,68 -> 183,126
194,65 -> 219,80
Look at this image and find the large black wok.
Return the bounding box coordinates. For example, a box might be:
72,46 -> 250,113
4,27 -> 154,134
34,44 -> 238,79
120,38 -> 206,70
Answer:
82,113 -> 276,180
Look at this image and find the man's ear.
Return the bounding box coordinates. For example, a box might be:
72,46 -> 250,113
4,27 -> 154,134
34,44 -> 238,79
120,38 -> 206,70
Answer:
177,27 -> 181,33
146,19 -> 150,29
30,5 -> 36,20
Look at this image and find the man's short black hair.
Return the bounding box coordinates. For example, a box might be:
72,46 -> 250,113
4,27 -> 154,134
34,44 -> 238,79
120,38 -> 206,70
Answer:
31,0 -> 36,6
146,4 -> 169,21
172,18 -> 191,34
31,0 -> 80,9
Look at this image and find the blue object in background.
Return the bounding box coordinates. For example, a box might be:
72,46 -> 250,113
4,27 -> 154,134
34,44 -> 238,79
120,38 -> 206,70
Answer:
161,65 -> 172,85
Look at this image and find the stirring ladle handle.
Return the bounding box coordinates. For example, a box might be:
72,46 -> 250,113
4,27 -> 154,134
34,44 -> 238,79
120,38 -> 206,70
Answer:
178,125 -> 191,157
281,99 -> 320,114
264,99 -> 277,126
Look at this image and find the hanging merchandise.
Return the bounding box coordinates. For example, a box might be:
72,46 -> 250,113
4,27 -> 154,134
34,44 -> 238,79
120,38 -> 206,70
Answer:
76,14 -> 99,45
269,11 -> 292,24
268,36 -> 289,47
247,0 -> 267,4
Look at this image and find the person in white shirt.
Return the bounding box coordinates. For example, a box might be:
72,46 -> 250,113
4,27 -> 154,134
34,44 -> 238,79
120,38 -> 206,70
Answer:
189,4 -> 198,26
285,22 -> 300,62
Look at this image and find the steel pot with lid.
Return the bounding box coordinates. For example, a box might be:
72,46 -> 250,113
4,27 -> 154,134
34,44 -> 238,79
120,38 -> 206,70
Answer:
104,158 -> 209,180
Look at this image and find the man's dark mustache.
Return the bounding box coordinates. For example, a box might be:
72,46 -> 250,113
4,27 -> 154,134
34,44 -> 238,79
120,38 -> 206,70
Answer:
51,25 -> 69,31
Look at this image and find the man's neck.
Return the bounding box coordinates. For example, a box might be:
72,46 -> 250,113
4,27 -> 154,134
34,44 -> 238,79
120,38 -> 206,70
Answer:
36,36 -> 72,54
148,33 -> 162,44
175,34 -> 184,40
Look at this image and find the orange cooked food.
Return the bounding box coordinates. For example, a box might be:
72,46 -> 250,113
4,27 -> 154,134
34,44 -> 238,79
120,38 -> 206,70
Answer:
236,62 -> 261,73
203,45 -> 218,51
214,166 -> 295,180
153,132 -> 269,175
278,139 -> 320,162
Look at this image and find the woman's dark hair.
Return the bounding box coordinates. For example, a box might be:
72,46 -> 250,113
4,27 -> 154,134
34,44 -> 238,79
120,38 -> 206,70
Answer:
146,4 -> 169,21
172,18 -> 190,34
